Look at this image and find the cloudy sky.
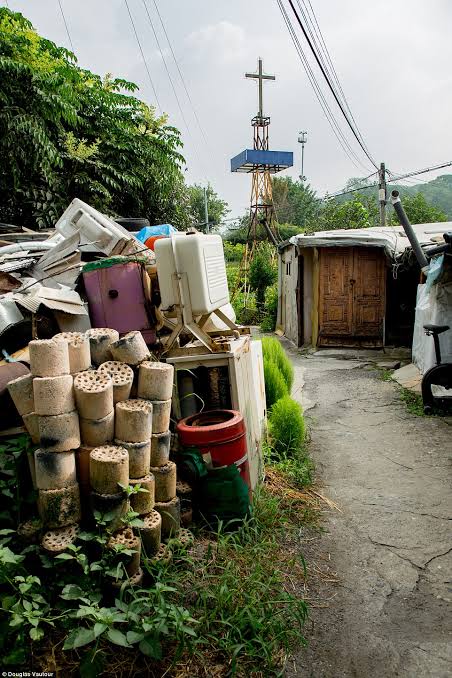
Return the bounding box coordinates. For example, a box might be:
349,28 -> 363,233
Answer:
5,0 -> 452,218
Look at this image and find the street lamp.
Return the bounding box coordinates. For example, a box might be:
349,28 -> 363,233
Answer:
298,131 -> 307,181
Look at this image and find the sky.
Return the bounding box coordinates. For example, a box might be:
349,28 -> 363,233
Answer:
4,0 -> 452,220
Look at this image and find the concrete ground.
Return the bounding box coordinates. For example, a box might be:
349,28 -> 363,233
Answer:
284,345 -> 452,678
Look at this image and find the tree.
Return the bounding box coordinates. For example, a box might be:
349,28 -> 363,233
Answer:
272,176 -> 319,229
389,192 -> 448,225
249,242 -> 277,306
0,8 -> 191,229
308,193 -> 379,232
187,183 -> 229,232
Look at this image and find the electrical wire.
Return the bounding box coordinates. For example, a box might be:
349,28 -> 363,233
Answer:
276,0 -> 373,174
57,0 -> 75,53
300,0 -> 374,164
387,160 -> 452,183
151,0 -> 210,150
124,0 -> 161,113
141,0 -> 193,139
286,0 -> 378,169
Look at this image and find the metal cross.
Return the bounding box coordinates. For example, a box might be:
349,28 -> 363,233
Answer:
245,58 -> 275,119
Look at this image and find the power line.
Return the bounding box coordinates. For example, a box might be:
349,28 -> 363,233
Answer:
300,0 -> 374,164
286,0 -> 378,169
387,160 -> 452,183
151,0 -> 210,150
141,1 -> 193,138
276,0 -> 373,174
124,0 -> 161,113
57,0 -> 75,53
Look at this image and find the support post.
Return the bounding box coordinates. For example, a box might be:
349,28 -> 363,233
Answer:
203,187 -> 209,233
378,162 -> 387,227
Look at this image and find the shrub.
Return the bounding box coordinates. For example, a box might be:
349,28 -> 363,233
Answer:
260,283 -> 278,332
249,243 -> 277,306
263,359 -> 289,408
269,396 -> 305,456
262,336 -> 294,391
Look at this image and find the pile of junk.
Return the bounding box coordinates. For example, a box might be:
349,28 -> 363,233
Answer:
0,198 -> 266,582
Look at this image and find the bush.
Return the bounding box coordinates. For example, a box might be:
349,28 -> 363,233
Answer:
262,336 -> 294,391
263,359 -> 289,408
260,283 -> 278,332
269,396 -> 305,456
249,243 -> 277,306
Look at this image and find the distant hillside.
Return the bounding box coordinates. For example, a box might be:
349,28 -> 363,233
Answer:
338,174 -> 452,220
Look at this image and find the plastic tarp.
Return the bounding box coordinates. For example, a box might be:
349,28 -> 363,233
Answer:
412,281 -> 452,374
135,224 -> 176,243
289,222 -> 450,261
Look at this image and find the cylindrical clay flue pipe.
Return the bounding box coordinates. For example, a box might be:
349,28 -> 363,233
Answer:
150,400 -> 172,434
154,496 -> 180,538
74,371 -> 113,420
55,332 -> 91,374
34,449 -> 77,490
129,474 -> 155,515
139,509 -> 162,556
114,439 -> 150,478
115,399 -> 152,443
151,461 -> 177,502
110,331 -> 150,366
98,361 -> 134,404
85,328 -> 119,366
33,375 -> 75,416
38,483 -> 81,528
29,338 -> 70,377
79,411 -> 114,447
7,374 -> 34,416
38,411 -> 80,452
150,431 -> 171,467
89,445 -> 129,495
138,361 -> 174,401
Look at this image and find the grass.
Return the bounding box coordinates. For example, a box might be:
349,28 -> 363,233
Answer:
399,387 -> 425,416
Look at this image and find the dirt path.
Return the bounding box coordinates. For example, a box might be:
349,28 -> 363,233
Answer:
285,346 -> 452,678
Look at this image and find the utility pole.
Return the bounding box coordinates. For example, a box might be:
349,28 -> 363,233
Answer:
378,162 -> 387,227
203,186 -> 209,233
298,131 -> 307,181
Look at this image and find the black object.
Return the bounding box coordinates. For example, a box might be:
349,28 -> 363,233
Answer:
115,218 -> 150,232
421,324 -> 452,414
390,190 -> 429,270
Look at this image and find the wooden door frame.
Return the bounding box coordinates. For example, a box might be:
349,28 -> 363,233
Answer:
317,246 -> 386,348
296,253 -> 304,347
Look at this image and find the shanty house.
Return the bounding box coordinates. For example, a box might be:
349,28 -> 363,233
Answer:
277,223 -> 449,348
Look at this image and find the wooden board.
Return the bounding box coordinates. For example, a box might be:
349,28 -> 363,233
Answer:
318,247 -> 386,346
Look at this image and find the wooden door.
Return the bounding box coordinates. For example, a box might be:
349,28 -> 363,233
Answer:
352,248 -> 386,337
319,247 -> 353,337
318,247 -> 385,346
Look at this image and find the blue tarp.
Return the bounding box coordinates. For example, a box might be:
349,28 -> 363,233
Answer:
136,224 -> 176,243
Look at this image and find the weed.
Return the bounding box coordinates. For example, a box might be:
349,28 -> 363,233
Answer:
378,369 -> 393,382
399,388 -> 425,416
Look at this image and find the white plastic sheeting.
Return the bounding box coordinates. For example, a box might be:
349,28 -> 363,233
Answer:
289,222 -> 450,261
412,282 -> 452,374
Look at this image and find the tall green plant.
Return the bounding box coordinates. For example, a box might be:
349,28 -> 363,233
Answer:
0,8 -> 190,229
269,396 -> 305,455
261,336 -> 294,391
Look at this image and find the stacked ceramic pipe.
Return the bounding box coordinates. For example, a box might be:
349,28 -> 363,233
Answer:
135,360 -> 180,538
8,336 -> 85,555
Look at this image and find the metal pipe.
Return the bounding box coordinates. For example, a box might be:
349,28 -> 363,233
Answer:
390,190 -> 429,271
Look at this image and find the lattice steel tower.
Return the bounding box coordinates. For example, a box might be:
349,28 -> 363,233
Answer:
231,58 -> 293,247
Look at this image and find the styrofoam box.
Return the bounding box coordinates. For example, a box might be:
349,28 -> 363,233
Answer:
155,234 -> 229,315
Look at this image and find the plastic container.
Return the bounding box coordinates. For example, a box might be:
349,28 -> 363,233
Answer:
155,234 -> 229,315
177,410 -> 251,494
83,261 -> 155,343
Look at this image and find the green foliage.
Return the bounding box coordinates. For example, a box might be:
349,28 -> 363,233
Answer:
262,336 -> 294,391
187,183 -> 229,232
390,192 -> 448,225
0,435 -> 34,526
399,387 -> 425,416
311,193 -> 378,232
263,359 -> 289,409
249,242 -> 277,306
0,440 -> 309,676
272,176 -> 319,228
223,241 -> 245,262
269,396 -> 306,456
260,283 -> 278,332
0,8 -> 190,229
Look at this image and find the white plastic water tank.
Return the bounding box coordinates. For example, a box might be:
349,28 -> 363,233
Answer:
155,233 -> 230,315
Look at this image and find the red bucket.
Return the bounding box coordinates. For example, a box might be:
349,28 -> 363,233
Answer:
177,410 -> 251,495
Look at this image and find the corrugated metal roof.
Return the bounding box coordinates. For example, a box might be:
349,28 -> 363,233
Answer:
289,222 -> 451,260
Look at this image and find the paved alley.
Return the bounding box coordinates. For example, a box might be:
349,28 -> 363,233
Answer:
286,347 -> 452,678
